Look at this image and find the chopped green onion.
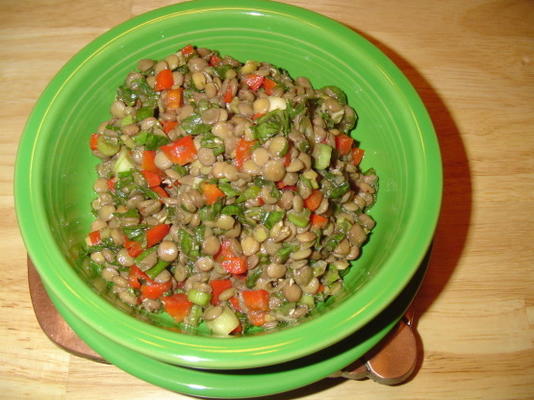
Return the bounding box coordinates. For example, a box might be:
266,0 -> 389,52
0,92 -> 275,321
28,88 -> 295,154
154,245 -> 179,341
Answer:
236,185 -> 261,203
263,210 -> 285,229
313,144 -> 332,170
187,289 -> 211,306
145,259 -> 170,279
287,210 -> 310,227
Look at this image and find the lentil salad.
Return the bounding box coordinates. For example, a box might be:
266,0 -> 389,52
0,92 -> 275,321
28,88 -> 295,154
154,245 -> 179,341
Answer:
85,44 -> 378,335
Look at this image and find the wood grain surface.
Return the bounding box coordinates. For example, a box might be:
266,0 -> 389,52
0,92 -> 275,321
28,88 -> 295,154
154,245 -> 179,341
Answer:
1,0 -> 533,399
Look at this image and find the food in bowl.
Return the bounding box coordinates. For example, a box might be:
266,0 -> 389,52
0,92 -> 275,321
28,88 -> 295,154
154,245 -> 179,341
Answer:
84,44 -> 378,335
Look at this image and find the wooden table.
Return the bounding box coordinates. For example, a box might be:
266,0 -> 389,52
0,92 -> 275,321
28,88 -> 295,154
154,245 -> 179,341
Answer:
2,1 -> 533,399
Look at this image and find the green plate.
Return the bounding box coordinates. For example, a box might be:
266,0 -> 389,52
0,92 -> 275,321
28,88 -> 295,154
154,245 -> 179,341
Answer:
15,0 -> 442,370
46,257 -> 428,398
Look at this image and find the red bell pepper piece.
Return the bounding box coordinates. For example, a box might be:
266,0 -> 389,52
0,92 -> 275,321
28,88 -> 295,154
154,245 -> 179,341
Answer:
141,280 -> 172,300
88,230 -> 101,245
243,74 -> 264,91
152,186 -> 169,198
235,138 -> 256,169
128,265 -> 150,289
89,133 -> 99,151
142,150 -> 159,173
209,54 -> 222,66
165,88 -> 183,110
200,182 -> 225,205
141,170 -> 161,188
181,44 -> 194,56
146,224 -> 170,248
222,256 -> 248,275
303,189 -> 323,212
162,293 -> 193,323
335,134 -> 354,156
161,120 -> 178,134
310,213 -> 329,229
155,69 -> 174,91
160,135 -> 197,165
247,310 -> 267,326
242,289 -> 270,312
210,279 -> 233,305
124,239 -> 143,258
223,84 -> 234,103
352,148 -> 365,165
262,77 -> 277,95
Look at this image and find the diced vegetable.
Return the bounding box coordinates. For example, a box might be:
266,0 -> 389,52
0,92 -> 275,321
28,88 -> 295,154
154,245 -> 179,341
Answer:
181,44 -> 194,56
210,279 -> 233,305
287,210 -> 311,227
242,289 -> 270,311
89,134 -> 99,151
311,213 -> 329,228
262,77 -> 277,95
205,306 -> 240,336
161,120 -> 178,134
88,230 -> 101,245
235,138 -> 256,169
163,293 -> 192,323
141,279 -> 172,299
304,189 -> 323,211
200,182 -> 225,205
187,289 -> 211,306
141,170 -> 161,187
222,256 -> 248,275
165,88 -> 183,110
243,74 -> 264,91
313,144 -> 332,170
352,147 -> 365,165
155,69 -> 174,91
146,224 -> 170,248
160,135 -> 197,165
335,134 -> 354,155
97,135 -> 120,156
248,311 -> 267,327
113,148 -> 134,174
145,259 -> 170,280
128,265 -> 150,289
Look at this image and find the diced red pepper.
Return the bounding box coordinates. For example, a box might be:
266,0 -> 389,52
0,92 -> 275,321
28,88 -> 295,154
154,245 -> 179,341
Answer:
252,113 -> 265,120
235,138 -> 256,169
335,134 -> 354,156
162,293 -> 192,323
223,84 -> 234,103
262,77 -> 277,95
215,239 -> 233,263
200,182 -> 225,205
124,239 -> 143,258
229,296 -> 242,312
310,213 -> 329,229
352,148 -> 365,165
160,135 -> 197,165
141,280 -> 172,300
276,181 -> 297,191
231,322 -> 243,334
88,230 -> 101,245
242,289 -> 270,312
283,151 -> 291,167
165,88 -> 183,110
155,69 -> 174,91
107,178 -> 116,191
146,224 -> 170,248
209,54 -> 222,66
181,44 -> 194,56
161,120 -> 178,134
129,265 -> 150,289
243,74 -> 264,91
222,256 -> 248,275
304,189 -> 323,212
210,279 -> 233,305
248,310 -> 267,327
90,133 -> 99,151
152,186 -> 169,198
141,170 -> 161,188
142,150 -> 159,173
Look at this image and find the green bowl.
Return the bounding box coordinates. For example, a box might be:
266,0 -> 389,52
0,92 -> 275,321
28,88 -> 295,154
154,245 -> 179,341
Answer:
15,0 -> 441,371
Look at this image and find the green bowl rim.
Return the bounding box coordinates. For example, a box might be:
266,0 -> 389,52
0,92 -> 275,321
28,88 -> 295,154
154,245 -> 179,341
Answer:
15,0 -> 442,370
